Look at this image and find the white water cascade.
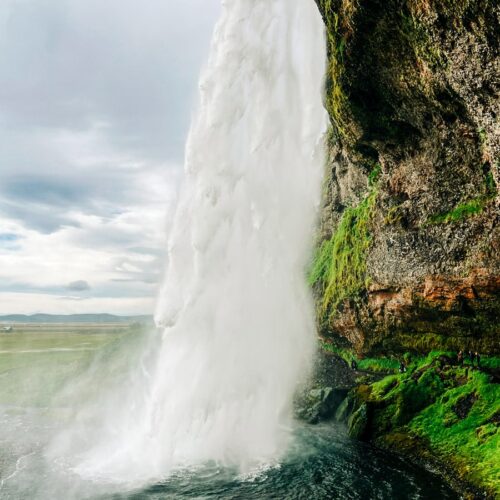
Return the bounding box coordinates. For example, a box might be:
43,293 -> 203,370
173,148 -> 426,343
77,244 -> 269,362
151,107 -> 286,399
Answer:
49,0 -> 327,487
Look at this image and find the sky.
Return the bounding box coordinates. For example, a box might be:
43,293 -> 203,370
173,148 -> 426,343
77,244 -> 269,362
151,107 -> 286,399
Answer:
0,0 -> 221,316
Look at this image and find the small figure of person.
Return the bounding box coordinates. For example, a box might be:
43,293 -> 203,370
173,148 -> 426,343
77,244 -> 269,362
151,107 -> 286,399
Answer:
351,359 -> 358,371
474,351 -> 481,367
468,350 -> 474,364
457,350 -> 463,366
399,361 -> 407,373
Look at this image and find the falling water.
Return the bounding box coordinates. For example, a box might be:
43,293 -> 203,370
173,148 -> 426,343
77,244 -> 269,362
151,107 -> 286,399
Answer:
6,0 -> 327,492
149,0 -> 328,474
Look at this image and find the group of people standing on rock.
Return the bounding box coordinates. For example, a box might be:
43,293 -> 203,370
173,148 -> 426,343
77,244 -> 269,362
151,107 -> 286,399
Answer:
457,349 -> 481,367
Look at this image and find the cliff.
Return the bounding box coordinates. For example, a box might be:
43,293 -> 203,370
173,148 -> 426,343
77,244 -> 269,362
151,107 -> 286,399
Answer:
312,0 -> 499,356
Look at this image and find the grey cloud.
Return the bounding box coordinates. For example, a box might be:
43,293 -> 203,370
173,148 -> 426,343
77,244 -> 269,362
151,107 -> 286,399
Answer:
0,198 -> 81,233
0,0 -> 220,162
4,177 -> 88,206
0,0 -> 220,310
0,168 -> 146,233
67,280 -> 91,292
0,0 -> 220,228
0,282 -> 66,294
0,279 -> 152,300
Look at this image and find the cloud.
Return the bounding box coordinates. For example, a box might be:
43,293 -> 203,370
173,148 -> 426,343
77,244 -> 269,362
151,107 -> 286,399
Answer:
0,0 -> 221,314
67,280 -> 90,292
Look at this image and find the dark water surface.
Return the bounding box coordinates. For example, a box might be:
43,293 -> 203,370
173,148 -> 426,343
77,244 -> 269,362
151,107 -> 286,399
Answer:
113,423 -> 456,500
0,418 -> 458,499
0,330 -> 457,499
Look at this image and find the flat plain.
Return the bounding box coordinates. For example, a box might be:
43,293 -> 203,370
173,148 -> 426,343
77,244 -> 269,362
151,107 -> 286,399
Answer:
0,323 -> 141,406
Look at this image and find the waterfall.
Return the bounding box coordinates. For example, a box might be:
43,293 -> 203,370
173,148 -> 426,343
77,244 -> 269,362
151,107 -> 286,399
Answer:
49,0 -> 327,486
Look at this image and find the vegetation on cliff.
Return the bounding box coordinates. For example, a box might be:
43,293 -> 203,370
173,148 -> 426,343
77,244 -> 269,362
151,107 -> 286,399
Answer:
367,353 -> 500,497
309,185 -> 377,323
311,0 -> 499,494
313,0 -> 499,353
314,346 -> 500,497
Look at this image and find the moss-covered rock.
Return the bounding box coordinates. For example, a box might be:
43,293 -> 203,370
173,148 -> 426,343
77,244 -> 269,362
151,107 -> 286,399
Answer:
329,349 -> 500,497
312,0 -> 500,355
311,0 -> 499,493
347,402 -> 369,439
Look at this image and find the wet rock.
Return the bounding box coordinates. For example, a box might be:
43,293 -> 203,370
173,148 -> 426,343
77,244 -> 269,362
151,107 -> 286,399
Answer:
295,386 -> 347,424
313,350 -> 356,390
347,402 -> 369,440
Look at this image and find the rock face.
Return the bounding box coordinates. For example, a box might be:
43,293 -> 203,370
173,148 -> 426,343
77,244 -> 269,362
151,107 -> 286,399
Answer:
294,350 -> 355,423
312,0 -> 499,355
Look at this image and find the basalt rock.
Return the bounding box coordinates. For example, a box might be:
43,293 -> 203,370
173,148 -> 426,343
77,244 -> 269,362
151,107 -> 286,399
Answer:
313,0 -> 500,355
295,350 -> 355,423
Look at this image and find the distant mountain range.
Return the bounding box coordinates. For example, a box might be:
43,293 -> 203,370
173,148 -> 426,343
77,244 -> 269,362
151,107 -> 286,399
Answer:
0,313 -> 153,324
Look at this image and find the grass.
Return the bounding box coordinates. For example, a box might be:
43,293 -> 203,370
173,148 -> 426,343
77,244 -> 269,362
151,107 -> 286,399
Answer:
310,188 -> 378,322
0,324 -> 139,406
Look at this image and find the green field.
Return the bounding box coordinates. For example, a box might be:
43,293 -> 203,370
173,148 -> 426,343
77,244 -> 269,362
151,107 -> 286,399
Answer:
0,323 -> 144,407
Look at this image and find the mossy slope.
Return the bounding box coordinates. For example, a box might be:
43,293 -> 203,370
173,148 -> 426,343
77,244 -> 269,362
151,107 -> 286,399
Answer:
336,350 -> 500,497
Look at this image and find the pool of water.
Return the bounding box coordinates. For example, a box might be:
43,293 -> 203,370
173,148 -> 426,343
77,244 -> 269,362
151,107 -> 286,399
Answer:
0,416 -> 457,500
0,328 -> 457,499
124,423 -> 457,500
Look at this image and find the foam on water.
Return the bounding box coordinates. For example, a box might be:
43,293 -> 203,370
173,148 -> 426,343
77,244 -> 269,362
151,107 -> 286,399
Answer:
47,0 -> 327,487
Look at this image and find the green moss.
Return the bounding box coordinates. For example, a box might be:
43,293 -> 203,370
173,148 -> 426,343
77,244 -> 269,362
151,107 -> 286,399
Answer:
321,342 -> 500,493
388,333 -> 459,352
324,12 -> 349,137
394,370 -> 446,426
317,0 -> 358,140
351,349 -> 500,496
478,127 -> 487,147
384,205 -> 404,225
310,188 -> 377,322
427,197 -> 489,224
357,357 -> 399,373
481,356 -> 500,370
320,340 -> 399,373
368,162 -> 382,187
371,375 -> 399,399
319,340 -> 352,363
409,369 -> 500,495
